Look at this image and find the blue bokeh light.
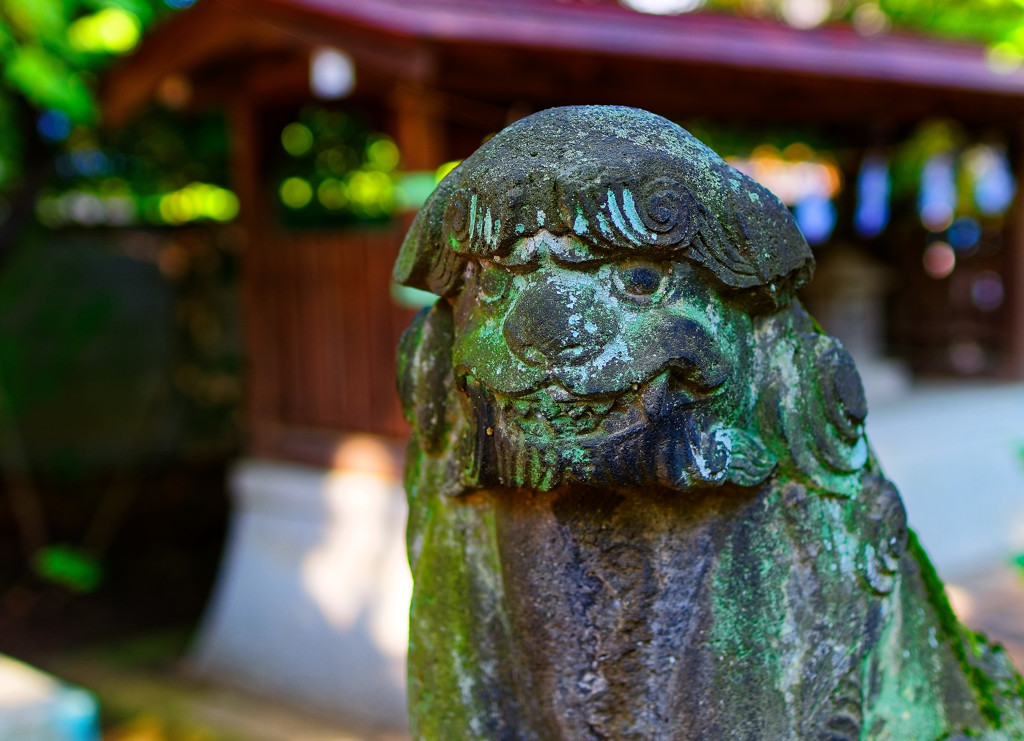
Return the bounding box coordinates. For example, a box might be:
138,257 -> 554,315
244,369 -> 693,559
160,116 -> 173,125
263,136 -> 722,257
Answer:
56,149 -> 111,178
854,153 -> 890,238
37,109 -> 72,142
795,193 -> 836,245
974,150 -> 1016,216
946,217 -> 982,251
918,154 -> 957,231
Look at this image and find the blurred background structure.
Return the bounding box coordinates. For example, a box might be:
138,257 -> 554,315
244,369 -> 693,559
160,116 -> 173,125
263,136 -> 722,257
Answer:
2,0 -> 1024,738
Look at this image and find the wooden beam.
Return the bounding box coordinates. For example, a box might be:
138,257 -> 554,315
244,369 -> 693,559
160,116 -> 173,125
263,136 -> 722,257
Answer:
102,2 -> 291,128
227,97 -> 281,437
436,45 -> 1024,128
391,82 -> 447,172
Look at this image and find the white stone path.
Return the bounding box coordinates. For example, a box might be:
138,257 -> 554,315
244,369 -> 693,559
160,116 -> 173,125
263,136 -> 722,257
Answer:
867,381 -> 1024,581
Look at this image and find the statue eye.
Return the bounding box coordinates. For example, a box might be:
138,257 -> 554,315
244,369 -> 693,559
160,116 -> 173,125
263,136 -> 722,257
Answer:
615,262 -> 665,299
479,265 -> 510,302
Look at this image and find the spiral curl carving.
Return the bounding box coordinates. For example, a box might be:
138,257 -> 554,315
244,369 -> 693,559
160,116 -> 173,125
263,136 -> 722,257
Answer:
818,346 -> 868,444
634,177 -> 701,248
776,333 -> 869,493
444,189 -> 472,248
557,177 -> 704,254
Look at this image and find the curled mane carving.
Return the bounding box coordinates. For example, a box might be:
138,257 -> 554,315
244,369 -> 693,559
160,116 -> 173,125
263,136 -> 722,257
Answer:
395,105 -> 814,313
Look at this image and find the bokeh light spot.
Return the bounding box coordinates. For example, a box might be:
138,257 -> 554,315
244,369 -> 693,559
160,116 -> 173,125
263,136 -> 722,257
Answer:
281,123 -> 314,157
949,342 -> 986,375
204,188 -> 240,221
68,9 -> 141,54
619,0 -> 704,14
853,3 -> 889,35
971,271 -> 1004,311
947,217 -> 981,251
781,0 -> 830,29
157,183 -> 239,225
435,160 -> 462,183
923,242 -> 956,279
318,178 -> 348,210
987,42 -> 1023,75
794,193 -> 836,245
310,48 -> 355,99
396,173 -> 439,210
854,153 -> 890,238
37,110 -> 72,142
965,144 -> 1017,216
728,147 -> 840,206
157,75 -> 192,109
281,177 -> 314,209
367,138 -> 400,171
919,154 -> 957,231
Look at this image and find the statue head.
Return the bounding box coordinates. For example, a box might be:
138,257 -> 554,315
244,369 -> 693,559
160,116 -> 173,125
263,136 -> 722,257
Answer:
397,106 -> 867,496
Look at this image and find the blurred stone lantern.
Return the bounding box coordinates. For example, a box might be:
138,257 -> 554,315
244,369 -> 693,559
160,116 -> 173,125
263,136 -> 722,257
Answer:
802,243 -> 910,405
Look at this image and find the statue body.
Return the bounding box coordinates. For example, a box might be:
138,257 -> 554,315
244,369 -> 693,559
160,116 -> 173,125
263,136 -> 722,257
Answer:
395,106 -> 1024,740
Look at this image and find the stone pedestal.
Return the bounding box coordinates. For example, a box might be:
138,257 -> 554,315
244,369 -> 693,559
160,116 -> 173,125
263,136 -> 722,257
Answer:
189,444 -> 411,731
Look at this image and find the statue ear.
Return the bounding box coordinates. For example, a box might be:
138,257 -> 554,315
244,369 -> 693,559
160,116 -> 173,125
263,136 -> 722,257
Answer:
392,177 -> 466,297
760,303 -> 869,494
398,301 -> 457,456
397,300 -> 480,496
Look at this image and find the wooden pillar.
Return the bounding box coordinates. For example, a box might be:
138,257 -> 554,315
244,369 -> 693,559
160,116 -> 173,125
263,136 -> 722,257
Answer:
391,83 -> 447,172
1004,125 -> 1024,379
227,96 -> 280,446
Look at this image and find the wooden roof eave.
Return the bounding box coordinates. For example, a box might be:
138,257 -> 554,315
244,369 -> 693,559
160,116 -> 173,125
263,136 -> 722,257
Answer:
102,0 -> 437,128
263,0 -> 1024,97
103,0 -> 1024,129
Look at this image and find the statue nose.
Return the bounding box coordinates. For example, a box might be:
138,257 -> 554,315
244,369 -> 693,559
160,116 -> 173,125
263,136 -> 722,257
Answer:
504,282 -> 618,367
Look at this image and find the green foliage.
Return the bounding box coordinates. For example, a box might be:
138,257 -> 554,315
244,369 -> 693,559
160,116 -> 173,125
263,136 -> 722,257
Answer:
33,543 -> 103,592
0,237 -> 114,419
705,0 -> 1024,48
4,43 -> 93,121
0,0 -> 174,191
273,106 -> 402,228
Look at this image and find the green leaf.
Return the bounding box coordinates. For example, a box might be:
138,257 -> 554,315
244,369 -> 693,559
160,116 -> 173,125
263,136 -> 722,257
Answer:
95,0 -> 158,26
2,0 -> 69,44
3,44 -> 95,122
32,544 -> 104,592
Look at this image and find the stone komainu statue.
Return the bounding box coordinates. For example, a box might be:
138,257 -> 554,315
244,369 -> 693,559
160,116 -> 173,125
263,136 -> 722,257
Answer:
394,106 -> 1024,740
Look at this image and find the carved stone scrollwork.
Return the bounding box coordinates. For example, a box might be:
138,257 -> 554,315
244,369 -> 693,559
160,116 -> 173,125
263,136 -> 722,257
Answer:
559,176 -> 703,252
858,473 -> 908,596
821,669 -> 864,741
442,188 -> 472,247
772,329 -> 869,495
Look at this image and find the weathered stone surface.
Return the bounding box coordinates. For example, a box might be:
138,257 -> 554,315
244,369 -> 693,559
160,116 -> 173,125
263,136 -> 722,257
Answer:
395,106 -> 1024,740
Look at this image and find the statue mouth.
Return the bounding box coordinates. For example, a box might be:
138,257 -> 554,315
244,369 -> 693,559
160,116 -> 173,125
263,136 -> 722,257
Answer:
493,372 -> 672,441
459,367 -> 772,492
